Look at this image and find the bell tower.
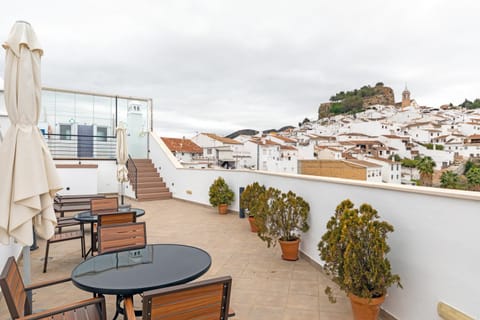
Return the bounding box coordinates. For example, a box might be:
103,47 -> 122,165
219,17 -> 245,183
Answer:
401,85 -> 411,109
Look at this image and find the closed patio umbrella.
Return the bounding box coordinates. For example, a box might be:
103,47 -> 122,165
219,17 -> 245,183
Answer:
116,123 -> 129,206
0,21 -> 62,282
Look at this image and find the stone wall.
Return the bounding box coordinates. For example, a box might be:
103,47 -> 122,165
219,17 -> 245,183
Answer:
298,160 -> 366,180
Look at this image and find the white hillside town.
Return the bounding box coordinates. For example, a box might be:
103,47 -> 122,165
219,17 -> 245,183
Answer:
163,87 -> 480,187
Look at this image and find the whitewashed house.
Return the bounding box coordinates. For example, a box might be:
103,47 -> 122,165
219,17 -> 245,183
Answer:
191,133 -> 244,169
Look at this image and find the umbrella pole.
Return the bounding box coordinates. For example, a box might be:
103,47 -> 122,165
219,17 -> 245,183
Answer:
121,182 -> 124,205
22,246 -> 33,306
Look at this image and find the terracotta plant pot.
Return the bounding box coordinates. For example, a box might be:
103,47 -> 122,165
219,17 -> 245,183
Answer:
218,204 -> 228,214
248,216 -> 258,232
278,238 -> 300,261
349,293 -> 386,320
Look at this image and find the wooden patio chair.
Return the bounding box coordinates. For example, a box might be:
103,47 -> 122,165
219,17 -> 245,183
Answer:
97,222 -> 147,255
97,211 -> 136,226
43,216 -> 85,273
90,197 -> 119,214
90,197 -> 120,253
124,276 -> 233,320
0,256 -> 106,320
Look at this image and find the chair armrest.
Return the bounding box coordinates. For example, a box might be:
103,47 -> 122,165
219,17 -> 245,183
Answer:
124,296 -> 136,320
16,297 -> 105,320
24,276 -> 71,291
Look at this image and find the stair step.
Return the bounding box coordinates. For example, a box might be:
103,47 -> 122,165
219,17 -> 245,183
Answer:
137,192 -> 172,201
132,159 -> 153,164
136,181 -> 166,188
137,171 -> 159,177
137,186 -> 170,194
128,158 -> 171,202
135,176 -> 163,183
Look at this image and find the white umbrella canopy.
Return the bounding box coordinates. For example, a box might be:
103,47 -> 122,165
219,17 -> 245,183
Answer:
116,124 -> 129,205
0,21 -> 62,247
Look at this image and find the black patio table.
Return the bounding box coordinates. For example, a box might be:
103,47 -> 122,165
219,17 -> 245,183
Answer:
71,244 -> 212,318
74,207 -> 145,257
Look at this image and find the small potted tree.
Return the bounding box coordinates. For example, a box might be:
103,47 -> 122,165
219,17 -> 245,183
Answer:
318,199 -> 402,320
208,177 -> 235,214
240,182 -> 267,232
256,187 -> 310,260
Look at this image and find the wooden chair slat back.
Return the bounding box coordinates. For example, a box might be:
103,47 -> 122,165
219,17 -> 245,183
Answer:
97,222 -> 147,255
90,198 -> 118,214
142,276 -> 232,320
97,211 -> 136,226
0,256 -> 28,318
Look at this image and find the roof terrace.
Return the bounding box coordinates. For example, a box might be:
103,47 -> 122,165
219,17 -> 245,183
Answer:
0,198 -> 354,320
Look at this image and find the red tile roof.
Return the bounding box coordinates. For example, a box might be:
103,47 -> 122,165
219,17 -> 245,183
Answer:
161,137 -> 203,153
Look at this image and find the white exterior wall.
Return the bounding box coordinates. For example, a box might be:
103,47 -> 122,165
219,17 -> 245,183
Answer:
348,121 -> 389,136
241,141 -> 258,169
54,160 -> 118,194
261,145 -> 281,171
407,128 -> 432,143
419,148 -> 455,169
366,167 -> 382,182
457,123 -> 479,136
149,132 -> 480,320
379,137 -> 410,159
296,143 -> 314,160
368,158 -> 402,184
174,152 -> 195,163
317,148 -> 341,160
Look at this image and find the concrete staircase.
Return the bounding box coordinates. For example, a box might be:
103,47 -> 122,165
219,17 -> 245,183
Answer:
128,158 -> 172,201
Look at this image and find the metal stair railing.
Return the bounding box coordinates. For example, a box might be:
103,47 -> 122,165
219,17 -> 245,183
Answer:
127,155 -> 138,199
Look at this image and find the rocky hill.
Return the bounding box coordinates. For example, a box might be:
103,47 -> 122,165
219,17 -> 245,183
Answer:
318,83 -> 395,119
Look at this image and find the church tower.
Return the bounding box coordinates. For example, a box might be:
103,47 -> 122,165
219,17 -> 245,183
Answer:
401,85 -> 411,109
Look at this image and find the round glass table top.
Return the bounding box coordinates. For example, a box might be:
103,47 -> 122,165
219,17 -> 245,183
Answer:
74,207 -> 145,222
71,244 -> 212,296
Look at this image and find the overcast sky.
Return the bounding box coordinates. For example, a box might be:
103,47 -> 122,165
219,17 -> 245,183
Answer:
1,1 -> 479,138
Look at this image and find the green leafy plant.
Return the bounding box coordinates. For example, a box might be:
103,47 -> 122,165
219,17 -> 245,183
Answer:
256,188 -> 310,247
318,199 -> 401,303
240,182 -> 267,218
208,177 -> 234,207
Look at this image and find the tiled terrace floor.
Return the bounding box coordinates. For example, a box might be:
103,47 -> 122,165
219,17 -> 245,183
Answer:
1,198 -> 354,320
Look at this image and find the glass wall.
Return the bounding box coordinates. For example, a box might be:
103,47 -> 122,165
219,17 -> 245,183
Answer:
1,88 -> 152,158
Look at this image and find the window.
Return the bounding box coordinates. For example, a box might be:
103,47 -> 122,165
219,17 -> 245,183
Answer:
59,124 -> 71,140
97,126 -> 107,142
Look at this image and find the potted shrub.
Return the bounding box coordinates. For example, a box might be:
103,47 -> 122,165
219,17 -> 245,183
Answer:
240,182 -> 267,232
256,187 -> 310,260
318,199 -> 402,320
208,177 -> 235,214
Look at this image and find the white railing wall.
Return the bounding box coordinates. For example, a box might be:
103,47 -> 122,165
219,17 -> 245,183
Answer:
150,132 -> 480,320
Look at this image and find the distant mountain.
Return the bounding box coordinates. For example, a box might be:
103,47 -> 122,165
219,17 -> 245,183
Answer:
225,129 -> 259,139
226,126 -> 295,139
263,126 -> 295,134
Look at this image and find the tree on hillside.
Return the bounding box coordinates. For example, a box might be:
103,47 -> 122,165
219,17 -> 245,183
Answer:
416,156 -> 436,186
401,157 -> 417,179
440,171 -> 460,189
466,167 -> 480,191
464,160 -> 475,174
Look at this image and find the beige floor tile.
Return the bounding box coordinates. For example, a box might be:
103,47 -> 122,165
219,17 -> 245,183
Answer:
0,198 -> 355,320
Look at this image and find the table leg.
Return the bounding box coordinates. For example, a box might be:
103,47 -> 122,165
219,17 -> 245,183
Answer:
123,296 -> 136,320
84,222 -> 95,259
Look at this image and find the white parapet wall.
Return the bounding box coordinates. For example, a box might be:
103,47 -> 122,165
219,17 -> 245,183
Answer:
54,160 -> 118,194
149,132 -> 480,320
